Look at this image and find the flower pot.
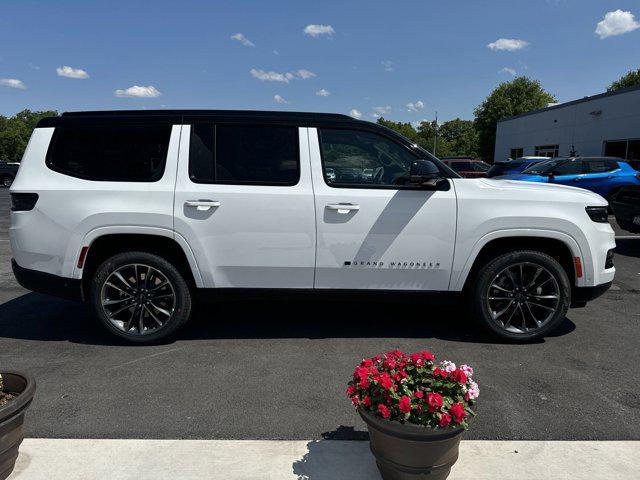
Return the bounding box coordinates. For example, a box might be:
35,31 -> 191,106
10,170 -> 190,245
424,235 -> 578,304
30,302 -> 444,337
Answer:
359,408 -> 465,480
0,372 -> 36,480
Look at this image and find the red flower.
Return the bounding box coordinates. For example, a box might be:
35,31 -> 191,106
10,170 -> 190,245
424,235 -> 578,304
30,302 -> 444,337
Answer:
399,396 -> 411,413
439,413 -> 452,427
421,350 -> 436,361
359,378 -> 370,389
378,404 -> 391,419
378,372 -> 393,390
427,393 -> 443,409
361,358 -> 374,367
414,390 -> 424,399
383,358 -> 396,369
450,403 -> 466,423
410,353 -> 424,366
433,367 -> 448,378
346,385 -> 356,397
362,396 -> 371,407
352,395 -> 359,406
450,369 -> 467,384
355,366 -> 369,380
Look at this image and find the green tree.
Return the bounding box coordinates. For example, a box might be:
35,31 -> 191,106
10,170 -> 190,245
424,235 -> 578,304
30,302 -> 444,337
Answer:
0,110 -> 58,162
437,118 -> 479,157
474,77 -> 555,161
607,69 -> 640,92
376,118 -> 420,143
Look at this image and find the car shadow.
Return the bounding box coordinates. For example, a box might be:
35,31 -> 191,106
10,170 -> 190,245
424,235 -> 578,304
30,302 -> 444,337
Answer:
0,291 -> 576,345
292,427 -> 378,480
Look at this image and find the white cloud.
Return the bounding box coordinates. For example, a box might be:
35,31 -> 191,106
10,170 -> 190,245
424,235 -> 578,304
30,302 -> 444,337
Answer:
316,88 -> 331,97
114,85 -> 161,98
349,109 -> 362,119
487,38 -> 529,51
250,68 -> 316,83
381,60 -> 394,72
372,105 -> 391,118
595,10 -> 640,39
0,78 -> 26,90
406,100 -> 424,112
274,94 -> 290,104
231,33 -> 255,47
251,68 -> 292,83
295,69 -> 316,79
303,24 -> 335,38
56,65 -> 89,79
499,67 -> 517,76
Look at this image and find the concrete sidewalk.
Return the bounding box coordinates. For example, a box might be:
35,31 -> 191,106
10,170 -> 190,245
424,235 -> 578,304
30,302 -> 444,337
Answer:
8,439 -> 639,479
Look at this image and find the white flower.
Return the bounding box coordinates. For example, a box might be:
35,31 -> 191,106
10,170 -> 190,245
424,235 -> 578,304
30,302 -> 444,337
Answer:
441,360 -> 456,373
460,364 -> 474,377
467,379 -> 480,400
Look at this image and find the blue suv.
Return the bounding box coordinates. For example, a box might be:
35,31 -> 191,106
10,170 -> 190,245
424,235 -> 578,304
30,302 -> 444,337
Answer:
487,156 -> 549,177
494,156 -> 640,200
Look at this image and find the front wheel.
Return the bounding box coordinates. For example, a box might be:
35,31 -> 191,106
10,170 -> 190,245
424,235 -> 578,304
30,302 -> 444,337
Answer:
1,174 -> 14,188
90,251 -> 192,343
471,250 -> 571,342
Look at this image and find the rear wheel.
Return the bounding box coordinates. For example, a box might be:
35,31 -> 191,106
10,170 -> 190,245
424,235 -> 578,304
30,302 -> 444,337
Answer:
471,250 -> 570,342
90,251 -> 192,343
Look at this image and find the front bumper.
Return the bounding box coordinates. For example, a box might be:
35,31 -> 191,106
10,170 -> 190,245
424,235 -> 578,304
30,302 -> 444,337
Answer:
571,282 -> 612,308
12,259 -> 82,301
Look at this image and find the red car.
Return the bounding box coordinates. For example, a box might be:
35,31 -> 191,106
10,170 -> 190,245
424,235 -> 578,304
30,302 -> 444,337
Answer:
441,157 -> 491,178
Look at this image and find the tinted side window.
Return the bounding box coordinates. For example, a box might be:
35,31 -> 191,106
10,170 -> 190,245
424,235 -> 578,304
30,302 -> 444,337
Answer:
552,160 -> 583,175
451,162 -> 472,172
585,160 -> 618,173
47,124 -> 171,182
189,124 -> 299,185
319,129 -> 417,187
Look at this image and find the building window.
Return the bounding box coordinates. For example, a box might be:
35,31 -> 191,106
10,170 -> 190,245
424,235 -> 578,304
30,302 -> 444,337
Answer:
604,139 -> 640,160
534,145 -> 559,158
510,148 -> 523,159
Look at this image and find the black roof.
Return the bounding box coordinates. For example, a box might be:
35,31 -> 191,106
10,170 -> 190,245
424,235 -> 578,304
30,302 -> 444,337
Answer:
39,109 -> 363,128
498,83 -> 640,123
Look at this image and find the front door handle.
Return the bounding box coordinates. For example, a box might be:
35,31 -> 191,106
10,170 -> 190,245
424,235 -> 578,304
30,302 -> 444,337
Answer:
326,203 -> 360,214
185,200 -> 221,211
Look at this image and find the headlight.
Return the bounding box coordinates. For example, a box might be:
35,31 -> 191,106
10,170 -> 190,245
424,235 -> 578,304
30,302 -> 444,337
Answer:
585,206 -> 609,223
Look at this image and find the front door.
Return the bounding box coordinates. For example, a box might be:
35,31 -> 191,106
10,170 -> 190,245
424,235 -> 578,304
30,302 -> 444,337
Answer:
173,123 -> 316,289
308,127 -> 457,291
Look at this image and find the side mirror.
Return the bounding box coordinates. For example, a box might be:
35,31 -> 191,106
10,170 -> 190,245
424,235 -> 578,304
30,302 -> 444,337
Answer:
409,160 -> 450,190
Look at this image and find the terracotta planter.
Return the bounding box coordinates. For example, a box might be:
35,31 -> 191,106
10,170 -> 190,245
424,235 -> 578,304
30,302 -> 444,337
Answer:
0,372 -> 36,480
359,408 -> 465,480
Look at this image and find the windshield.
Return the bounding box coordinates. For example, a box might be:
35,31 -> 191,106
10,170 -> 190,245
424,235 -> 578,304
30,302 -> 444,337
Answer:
522,158 -> 566,175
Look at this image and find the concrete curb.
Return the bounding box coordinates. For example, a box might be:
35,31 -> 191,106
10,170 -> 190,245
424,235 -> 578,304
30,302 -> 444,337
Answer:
8,439 -> 640,479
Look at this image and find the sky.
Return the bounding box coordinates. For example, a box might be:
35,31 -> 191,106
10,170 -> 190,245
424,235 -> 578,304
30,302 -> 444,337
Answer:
0,0 -> 639,123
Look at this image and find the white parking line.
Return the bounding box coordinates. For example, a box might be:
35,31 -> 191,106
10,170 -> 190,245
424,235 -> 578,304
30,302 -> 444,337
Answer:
616,236 -> 640,240
8,439 -> 640,480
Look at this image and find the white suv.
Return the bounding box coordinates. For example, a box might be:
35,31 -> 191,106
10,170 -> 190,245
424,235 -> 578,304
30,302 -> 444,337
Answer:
10,110 -> 615,343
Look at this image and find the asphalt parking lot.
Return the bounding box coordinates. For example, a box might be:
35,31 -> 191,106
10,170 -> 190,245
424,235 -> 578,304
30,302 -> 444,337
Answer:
0,189 -> 638,441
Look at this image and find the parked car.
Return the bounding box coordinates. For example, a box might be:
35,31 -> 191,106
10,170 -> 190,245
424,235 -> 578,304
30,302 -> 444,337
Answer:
493,156 -> 640,201
10,110 -> 615,344
440,157 -> 491,178
0,161 -> 19,187
610,186 -> 640,233
487,156 -> 549,178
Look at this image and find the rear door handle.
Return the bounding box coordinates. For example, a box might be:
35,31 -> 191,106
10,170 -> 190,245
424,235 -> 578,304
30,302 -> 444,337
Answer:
326,203 -> 360,214
185,200 -> 221,211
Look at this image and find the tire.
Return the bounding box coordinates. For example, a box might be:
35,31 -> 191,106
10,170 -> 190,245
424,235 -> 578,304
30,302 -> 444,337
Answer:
90,251 -> 192,344
471,250 -> 571,342
1,175 -> 13,188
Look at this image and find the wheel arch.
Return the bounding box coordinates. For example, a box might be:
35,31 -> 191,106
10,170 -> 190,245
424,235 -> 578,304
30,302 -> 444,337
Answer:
77,228 -> 203,300
456,231 -> 582,293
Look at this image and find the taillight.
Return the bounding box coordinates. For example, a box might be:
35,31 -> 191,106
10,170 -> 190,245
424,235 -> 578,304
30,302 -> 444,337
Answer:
10,193 -> 39,211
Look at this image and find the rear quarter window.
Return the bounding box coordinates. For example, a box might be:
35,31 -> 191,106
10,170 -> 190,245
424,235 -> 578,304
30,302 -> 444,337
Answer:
46,124 -> 171,182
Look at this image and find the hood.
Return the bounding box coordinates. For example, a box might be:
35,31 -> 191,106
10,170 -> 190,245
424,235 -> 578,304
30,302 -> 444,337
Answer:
477,178 -> 608,205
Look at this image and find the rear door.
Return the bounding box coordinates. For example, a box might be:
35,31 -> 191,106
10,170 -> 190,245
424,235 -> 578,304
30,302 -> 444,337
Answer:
173,122 -> 316,289
309,127 -> 457,291
579,159 -> 621,197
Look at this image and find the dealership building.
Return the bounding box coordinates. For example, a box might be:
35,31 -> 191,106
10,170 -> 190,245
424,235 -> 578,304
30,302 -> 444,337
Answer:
494,84 -> 640,162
